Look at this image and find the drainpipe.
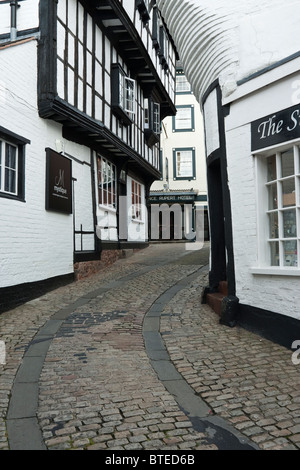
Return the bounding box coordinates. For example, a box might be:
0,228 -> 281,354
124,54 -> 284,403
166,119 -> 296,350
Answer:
10,0 -> 18,41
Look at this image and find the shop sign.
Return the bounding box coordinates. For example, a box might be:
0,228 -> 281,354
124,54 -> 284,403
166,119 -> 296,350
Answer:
149,194 -> 195,203
45,148 -> 72,214
251,103 -> 300,151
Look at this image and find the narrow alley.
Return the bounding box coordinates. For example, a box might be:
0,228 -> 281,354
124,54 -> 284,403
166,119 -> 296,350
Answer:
1,243 -> 299,452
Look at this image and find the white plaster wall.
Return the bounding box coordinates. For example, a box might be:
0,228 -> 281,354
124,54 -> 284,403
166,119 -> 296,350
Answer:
0,0 -> 39,36
203,88 -> 220,157
225,71 -> 300,320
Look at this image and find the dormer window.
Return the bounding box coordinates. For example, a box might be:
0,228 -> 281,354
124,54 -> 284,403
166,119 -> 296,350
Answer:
136,0 -> 150,24
144,97 -> 160,147
111,64 -> 136,126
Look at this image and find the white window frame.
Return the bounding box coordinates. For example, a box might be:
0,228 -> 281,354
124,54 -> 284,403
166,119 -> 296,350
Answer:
131,179 -> 143,222
0,139 -> 18,196
252,142 -> 300,276
153,102 -> 160,135
97,155 -> 117,211
173,106 -> 194,132
122,75 -> 135,120
176,74 -> 192,94
173,148 -> 196,180
144,98 -> 160,135
112,64 -> 136,125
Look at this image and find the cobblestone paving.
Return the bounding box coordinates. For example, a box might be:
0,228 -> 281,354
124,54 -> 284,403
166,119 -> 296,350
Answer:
160,272 -> 300,450
1,243 -> 300,451
38,260 -> 215,450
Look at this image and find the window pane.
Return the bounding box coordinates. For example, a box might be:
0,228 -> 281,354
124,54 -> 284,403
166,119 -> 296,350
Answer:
269,212 -> 278,239
267,155 -> 277,182
153,103 -> 160,134
124,78 -> 135,115
97,156 -> 117,208
175,108 -> 192,129
176,151 -> 193,177
268,183 -> 278,210
176,75 -> 191,93
5,168 -> 16,193
270,242 -> 279,266
283,209 -> 297,238
103,188 -> 107,205
119,71 -> 124,108
283,240 -> 298,267
281,148 -> 294,178
98,157 -> 103,204
5,144 -> 17,169
144,99 -> 149,128
282,178 -> 295,207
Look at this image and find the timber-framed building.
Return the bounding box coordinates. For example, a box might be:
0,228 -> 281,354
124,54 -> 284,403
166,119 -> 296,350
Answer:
0,0 -> 178,311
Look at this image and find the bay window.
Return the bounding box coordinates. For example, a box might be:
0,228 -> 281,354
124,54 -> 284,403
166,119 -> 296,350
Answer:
111,64 -> 136,126
144,97 -> 160,146
256,145 -> 300,270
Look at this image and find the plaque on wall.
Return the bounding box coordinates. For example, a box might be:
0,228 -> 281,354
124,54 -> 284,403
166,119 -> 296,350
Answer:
45,148 -> 72,214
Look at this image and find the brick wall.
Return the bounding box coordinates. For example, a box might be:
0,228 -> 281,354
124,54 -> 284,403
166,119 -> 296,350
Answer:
74,250 -> 125,281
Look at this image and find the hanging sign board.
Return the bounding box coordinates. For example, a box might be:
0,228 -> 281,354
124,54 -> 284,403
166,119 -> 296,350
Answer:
251,103 -> 300,151
45,148 -> 72,214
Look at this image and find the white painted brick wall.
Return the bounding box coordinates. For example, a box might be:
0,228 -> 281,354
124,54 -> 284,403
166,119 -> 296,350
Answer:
226,72 -> 300,321
0,39 -> 94,288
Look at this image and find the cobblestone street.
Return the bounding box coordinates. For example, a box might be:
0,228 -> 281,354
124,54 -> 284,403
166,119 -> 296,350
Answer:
1,243 -> 300,451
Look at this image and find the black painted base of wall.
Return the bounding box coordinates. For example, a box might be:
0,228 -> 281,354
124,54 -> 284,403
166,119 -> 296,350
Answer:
237,303 -> 300,351
0,273 -> 74,315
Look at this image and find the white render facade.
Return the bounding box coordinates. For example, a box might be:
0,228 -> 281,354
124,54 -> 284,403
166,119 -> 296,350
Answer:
158,0 -> 300,345
0,0 -> 177,308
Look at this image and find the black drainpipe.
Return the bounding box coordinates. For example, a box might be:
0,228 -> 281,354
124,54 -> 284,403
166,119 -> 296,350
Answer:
10,0 -> 18,41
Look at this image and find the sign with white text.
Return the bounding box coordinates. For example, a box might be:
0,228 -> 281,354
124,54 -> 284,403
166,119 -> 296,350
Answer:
251,103 -> 300,151
46,148 -> 72,214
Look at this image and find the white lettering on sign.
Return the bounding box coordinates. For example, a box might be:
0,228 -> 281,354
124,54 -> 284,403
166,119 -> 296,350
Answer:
258,115 -> 283,139
257,108 -> 300,141
287,109 -> 300,132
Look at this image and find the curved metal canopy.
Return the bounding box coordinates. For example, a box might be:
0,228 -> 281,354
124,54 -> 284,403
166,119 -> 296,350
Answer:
157,0 -> 300,104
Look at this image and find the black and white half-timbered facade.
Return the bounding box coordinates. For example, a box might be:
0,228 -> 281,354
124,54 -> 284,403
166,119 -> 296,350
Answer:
0,0 -> 177,310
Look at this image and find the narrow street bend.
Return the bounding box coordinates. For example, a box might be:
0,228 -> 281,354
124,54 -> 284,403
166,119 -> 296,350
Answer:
1,243 -> 299,451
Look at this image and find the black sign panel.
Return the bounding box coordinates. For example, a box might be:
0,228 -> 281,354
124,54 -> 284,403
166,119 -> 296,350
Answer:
46,148 -> 72,214
251,103 -> 300,151
149,194 -> 195,203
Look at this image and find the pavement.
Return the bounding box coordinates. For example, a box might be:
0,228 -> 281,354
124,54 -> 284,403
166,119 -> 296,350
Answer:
0,242 -> 300,452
